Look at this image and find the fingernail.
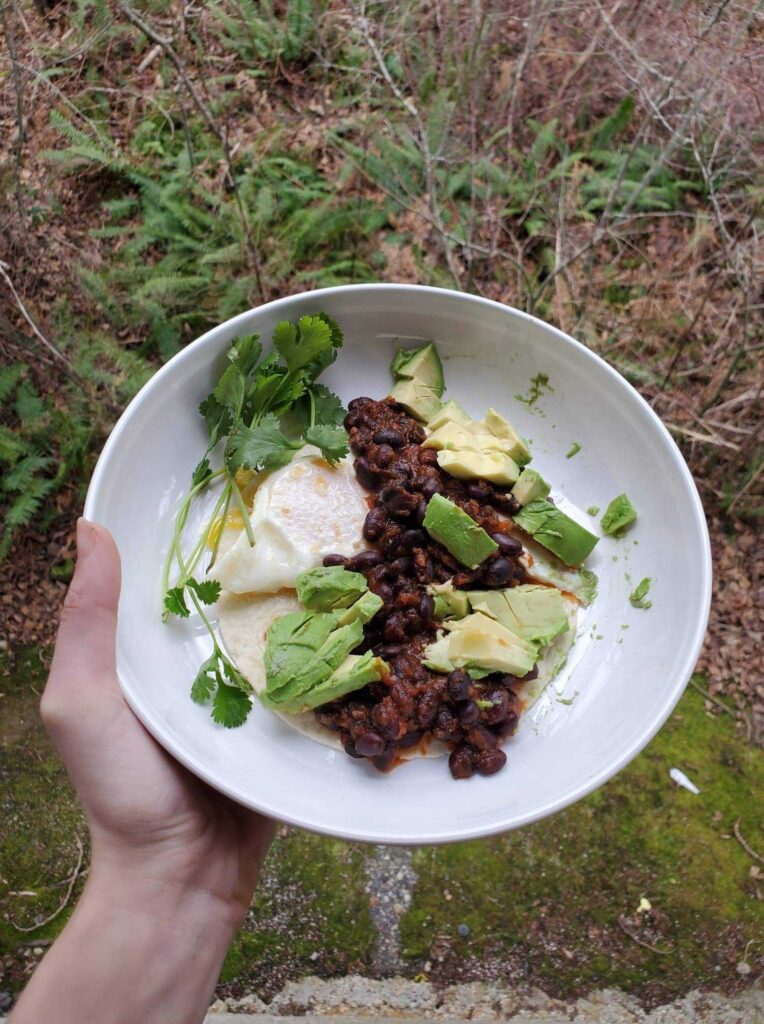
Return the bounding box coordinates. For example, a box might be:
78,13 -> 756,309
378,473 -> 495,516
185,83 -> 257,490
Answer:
76,518 -> 96,561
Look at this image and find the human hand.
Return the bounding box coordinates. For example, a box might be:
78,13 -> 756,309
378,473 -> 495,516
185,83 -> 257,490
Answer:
42,518 -> 275,917
10,520 -> 274,1024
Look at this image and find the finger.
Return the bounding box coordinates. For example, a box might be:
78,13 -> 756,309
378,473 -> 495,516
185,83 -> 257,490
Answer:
45,520 -> 122,711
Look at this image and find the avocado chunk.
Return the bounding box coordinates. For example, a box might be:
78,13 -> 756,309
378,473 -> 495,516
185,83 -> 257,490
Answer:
389,343 -> 444,421
280,652 -> 387,714
263,619 -> 364,707
600,493 -> 637,535
295,565 -> 368,611
437,449 -> 520,485
264,611 -> 338,695
421,629 -> 492,678
423,493 -> 499,569
426,611 -> 537,677
335,589 -> 384,626
391,342 -> 444,392
467,584 -> 569,645
512,467 -> 550,506
428,581 -> 470,619
427,399 -> 471,431
479,408 -> 532,465
390,378 -> 442,422
423,422 -> 515,456
513,499 -> 599,566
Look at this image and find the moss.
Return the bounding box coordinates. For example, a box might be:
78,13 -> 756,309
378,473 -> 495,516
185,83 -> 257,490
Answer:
220,831 -> 375,996
399,681 -> 763,1003
0,647 -> 86,975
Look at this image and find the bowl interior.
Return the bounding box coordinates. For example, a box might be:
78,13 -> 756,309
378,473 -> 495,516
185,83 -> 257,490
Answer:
85,285 -> 711,843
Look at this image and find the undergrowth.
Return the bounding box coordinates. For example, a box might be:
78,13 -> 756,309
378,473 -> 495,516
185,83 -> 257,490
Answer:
0,0 -> 761,560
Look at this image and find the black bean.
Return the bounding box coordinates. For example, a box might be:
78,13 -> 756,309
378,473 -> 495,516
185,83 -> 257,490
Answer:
372,698 -> 400,739
415,692 -> 439,728
371,444 -> 394,468
522,665 -> 539,682
419,593 -> 435,620
419,447 -> 438,465
475,747 -> 507,775
323,553 -> 348,567
416,500 -> 428,524
372,581 -> 394,604
419,477 -> 442,500
449,744 -> 475,780
447,669 -> 471,702
481,557 -> 515,587
346,549 -> 383,573
371,747 -> 397,771
398,729 -> 424,749
432,707 -> 460,741
409,424 -> 427,444
390,556 -> 414,578
363,506 -> 388,542
481,689 -> 510,725
490,491 -> 520,514
377,644 -> 402,659
343,736 -> 364,759
491,532 -> 524,555
467,724 -> 498,750
458,699 -> 480,727
384,489 -> 419,518
354,457 -> 377,490
373,428 -> 405,448
399,528 -> 426,551
355,731 -> 386,757
466,481 -> 492,501
495,713 -> 519,739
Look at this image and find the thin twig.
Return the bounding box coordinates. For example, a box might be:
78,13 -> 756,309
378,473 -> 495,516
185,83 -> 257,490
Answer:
10,836 -> 86,934
618,919 -> 672,955
733,820 -> 764,866
0,260 -> 81,377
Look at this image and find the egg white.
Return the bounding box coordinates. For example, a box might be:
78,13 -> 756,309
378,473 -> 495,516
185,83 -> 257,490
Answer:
209,446 -> 369,595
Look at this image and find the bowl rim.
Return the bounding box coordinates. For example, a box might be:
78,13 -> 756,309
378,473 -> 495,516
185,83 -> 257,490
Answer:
85,283 -> 713,844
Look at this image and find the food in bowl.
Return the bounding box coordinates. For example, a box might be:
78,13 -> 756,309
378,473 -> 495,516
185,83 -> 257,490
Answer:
163,312 -> 612,779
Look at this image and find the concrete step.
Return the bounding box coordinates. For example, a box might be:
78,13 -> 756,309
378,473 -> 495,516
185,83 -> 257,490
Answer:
204,979 -> 763,1024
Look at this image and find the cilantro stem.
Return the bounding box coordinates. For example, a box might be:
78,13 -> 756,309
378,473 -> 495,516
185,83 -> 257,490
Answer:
309,388 -> 316,429
183,484 -> 230,580
161,468 -> 225,599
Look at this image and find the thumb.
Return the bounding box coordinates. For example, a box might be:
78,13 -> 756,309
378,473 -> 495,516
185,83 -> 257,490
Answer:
44,519 -> 122,718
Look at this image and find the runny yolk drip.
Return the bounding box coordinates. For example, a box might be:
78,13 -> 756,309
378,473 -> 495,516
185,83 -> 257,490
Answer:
207,507 -> 245,548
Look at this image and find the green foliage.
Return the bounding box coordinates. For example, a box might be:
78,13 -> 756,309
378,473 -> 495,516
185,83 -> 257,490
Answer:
0,367 -> 91,560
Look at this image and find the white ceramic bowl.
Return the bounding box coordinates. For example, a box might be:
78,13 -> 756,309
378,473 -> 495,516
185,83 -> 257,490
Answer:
85,284 -> 711,844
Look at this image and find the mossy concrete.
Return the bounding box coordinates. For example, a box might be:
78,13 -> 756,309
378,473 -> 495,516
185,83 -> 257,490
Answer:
1,647 -> 762,1007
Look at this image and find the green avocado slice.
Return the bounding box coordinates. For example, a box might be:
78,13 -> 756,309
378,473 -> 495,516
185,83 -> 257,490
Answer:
423,493 -> 498,569
263,619 -> 363,707
283,652 -> 388,713
295,565 -> 368,611
601,493 -> 637,535
513,499 -> 598,566
263,611 -> 338,695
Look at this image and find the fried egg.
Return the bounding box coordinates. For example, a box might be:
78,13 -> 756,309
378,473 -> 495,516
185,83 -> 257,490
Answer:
209,446 -> 369,594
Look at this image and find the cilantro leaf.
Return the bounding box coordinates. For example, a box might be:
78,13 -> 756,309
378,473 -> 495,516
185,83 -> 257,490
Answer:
187,577 -> 221,605
316,312 -> 343,350
164,587 -> 190,618
214,364 -> 246,417
190,653 -> 218,703
310,384 -> 345,425
304,424 -> 349,465
191,457 -> 212,488
227,334 -> 262,378
212,680 -> 252,728
199,394 -> 231,447
227,413 -> 300,471
273,315 -> 333,375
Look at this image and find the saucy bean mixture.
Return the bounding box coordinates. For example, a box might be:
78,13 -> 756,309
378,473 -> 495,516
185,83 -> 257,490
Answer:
315,397 -> 539,779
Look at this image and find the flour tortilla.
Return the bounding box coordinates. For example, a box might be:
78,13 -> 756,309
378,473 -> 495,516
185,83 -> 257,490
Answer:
217,589 -> 578,754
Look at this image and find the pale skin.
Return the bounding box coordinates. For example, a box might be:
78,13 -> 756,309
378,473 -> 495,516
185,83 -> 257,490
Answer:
10,520 -> 275,1024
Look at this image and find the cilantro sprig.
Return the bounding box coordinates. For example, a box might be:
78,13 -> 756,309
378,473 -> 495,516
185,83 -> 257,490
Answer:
162,313 -> 348,727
